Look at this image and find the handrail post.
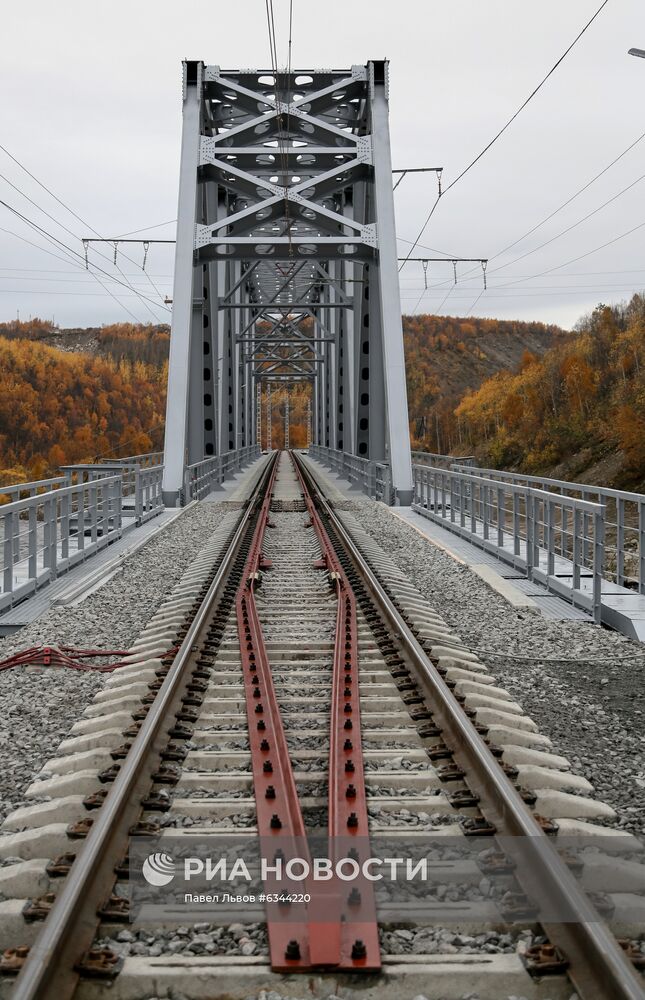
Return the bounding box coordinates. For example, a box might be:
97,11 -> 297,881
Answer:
99,480 -> 109,542
3,511 -> 14,596
28,502 -> 37,581
497,486 -> 504,547
547,496 -> 555,579
513,490 -> 520,556
616,496 -> 625,587
573,506 -> 581,592
61,490 -> 70,561
89,483 -> 98,546
135,466 -> 143,525
470,478 -> 477,534
526,490 -> 534,580
47,495 -> 58,579
76,485 -> 85,553
594,506 -> 605,624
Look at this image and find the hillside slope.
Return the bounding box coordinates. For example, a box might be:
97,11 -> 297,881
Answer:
0,331 -> 166,482
403,314 -> 568,452
455,296 -> 645,492
0,313 -> 567,481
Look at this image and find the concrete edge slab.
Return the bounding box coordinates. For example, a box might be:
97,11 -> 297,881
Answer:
470,563 -> 538,611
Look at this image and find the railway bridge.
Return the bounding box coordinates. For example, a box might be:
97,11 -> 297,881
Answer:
161,60 -> 413,507
1,59 -> 645,1000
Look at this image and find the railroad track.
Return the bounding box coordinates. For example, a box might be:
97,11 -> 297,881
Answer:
0,451 -> 644,1000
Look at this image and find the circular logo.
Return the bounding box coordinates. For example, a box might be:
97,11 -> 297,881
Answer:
142,852 -> 176,887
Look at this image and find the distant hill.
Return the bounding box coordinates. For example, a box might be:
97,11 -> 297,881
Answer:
0,313 -> 568,482
0,321 -> 167,483
455,295 -> 645,492
403,314 -> 569,452
0,319 -> 170,367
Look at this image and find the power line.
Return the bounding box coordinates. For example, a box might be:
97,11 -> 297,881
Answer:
397,235 -> 462,258
484,129 -> 645,270
0,275 -> 171,286
0,199 -> 167,319
401,280 -> 645,292
399,0 -> 611,270
287,0 -> 293,78
0,143 -> 169,318
0,267 -> 173,277
453,152 -> 645,290
113,220 -> 176,238
0,225 -> 88,270
0,164 -> 165,323
0,200 -> 165,307
0,289 -> 170,300
401,287 -> 645,300
496,218 -> 645,289
443,0 -> 611,196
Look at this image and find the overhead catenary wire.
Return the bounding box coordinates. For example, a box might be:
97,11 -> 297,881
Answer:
264,0 -> 297,283
0,211 -> 143,324
0,168 -> 161,324
398,0 -> 611,273
0,142 -> 170,317
429,127 -> 645,300
113,220 -> 177,238
485,129 -> 645,270
0,199 -> 169,315
495,217 -> 645,290
0,224 -> 90,270
482,167 -> 645,279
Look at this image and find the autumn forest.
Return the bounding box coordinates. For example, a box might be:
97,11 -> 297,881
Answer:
2,295 -> 645,491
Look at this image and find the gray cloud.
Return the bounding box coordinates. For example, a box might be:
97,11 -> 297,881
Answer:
1,0 -> 643,329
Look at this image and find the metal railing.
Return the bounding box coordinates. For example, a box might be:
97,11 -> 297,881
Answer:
0,446 -> 263,613
308,445 -> 393,504
453,465 -> 645,594
62,463 -> 164,525
114,450 -> 164,467
183,445 -> 261,503
411,450 -> 476,469
1,475 -> 123,612
0,476 -> 67,503
413,464 -> 605,622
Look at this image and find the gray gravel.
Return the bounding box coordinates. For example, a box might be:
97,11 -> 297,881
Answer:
99,921 -> 528,960
0,502 -> 239,823
350,500 -> 645,835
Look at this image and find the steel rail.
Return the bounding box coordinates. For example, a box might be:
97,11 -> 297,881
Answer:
235,455 -> 314,971
293,451 -> 645,1000
291,453 -> 380,970
10,453 -> 279,1000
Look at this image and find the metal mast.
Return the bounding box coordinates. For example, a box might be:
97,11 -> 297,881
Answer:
162,60 -> 413,503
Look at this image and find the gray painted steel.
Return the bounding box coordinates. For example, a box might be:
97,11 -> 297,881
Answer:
161,60 -> 413,504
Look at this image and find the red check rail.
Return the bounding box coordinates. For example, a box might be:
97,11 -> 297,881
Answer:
291,453 -> 381,972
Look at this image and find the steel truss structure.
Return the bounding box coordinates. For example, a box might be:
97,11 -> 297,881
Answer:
162,60 -> 414,504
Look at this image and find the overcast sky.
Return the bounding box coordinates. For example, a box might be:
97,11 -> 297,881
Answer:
1,0 -> 644,331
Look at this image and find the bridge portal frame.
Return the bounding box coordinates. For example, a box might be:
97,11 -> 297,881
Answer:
162,59 -> 413,504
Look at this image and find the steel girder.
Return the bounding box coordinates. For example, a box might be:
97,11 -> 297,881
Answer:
162,60 -> 413,504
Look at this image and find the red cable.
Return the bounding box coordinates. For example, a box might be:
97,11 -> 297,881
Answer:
0,645 -> 179,673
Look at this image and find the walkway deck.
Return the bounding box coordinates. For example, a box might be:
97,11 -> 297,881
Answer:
409,503 -> 645,641
302,455 -> 645,639
0,508 -> 185,635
